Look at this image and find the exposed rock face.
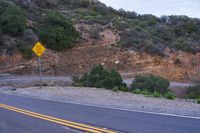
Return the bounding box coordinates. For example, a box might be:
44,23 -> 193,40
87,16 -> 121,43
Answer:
23,29 -> 38,42
14,0 -> 32,7
33,0 -> 60,7
13,0 -> 60,8
1,35 -> 17,56
1,44 -> 199,82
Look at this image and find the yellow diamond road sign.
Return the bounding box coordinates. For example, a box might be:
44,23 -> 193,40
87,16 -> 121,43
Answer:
32,42 -> 46,57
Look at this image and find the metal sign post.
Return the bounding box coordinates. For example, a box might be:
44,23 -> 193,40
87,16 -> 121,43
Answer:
32,42 -> 46,89
38,57 -> 42,89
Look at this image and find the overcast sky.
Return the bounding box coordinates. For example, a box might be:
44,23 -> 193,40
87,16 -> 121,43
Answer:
99,0 -> 200,18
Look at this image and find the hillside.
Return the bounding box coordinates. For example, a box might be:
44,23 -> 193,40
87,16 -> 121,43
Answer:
0,0 -> 200,81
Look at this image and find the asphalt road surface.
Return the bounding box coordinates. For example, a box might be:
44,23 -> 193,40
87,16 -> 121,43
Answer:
0,76 -> 192,88
0,76 -> 71,83
0,93 -> 200,133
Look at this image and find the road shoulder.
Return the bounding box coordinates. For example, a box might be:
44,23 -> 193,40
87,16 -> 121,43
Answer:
1,86 -> 200,118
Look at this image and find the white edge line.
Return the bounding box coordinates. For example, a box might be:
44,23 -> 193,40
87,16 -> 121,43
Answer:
1,92 -> 200,120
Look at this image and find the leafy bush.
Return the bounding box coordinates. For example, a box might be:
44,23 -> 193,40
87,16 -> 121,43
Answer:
0,1 -> 9,14
39,11 -> 80,51
132,89 -> 142,94
16,40 -> 33,59
72,75 -> 81,83
132,89 -> 151,96
164,91 -> 176,100
131,75 -> 170,94
0,5 -> 26,34
197,99 -> 200,104
19,48 -> 33,59
119,28 -> 165,56
132,87 -> 175,99
152,91 -> 161,98
75,65 -> 127,91
112,86 -> 119,92
187,84 -> 200,99
117,14 -> 200,55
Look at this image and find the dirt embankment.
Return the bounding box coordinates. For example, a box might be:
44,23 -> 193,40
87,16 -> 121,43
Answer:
0,27 -> 199,82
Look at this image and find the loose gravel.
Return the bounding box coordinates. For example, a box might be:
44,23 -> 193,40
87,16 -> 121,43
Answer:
1,86 -> 200,117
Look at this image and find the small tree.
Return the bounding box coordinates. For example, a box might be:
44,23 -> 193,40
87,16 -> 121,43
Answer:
0,5 -> 26,34
77,65 -> 127,90
39,11 -> 80,51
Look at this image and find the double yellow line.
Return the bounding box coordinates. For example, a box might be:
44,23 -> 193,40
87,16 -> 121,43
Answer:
0,103 -> 116,133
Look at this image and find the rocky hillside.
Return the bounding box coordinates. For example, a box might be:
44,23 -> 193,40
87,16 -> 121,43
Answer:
0,0 -> 200,81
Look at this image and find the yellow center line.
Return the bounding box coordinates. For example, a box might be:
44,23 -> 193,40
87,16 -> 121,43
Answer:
0,103 -> 116,133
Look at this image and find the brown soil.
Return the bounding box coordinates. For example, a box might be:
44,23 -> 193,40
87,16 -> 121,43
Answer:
0,25 -> 199,82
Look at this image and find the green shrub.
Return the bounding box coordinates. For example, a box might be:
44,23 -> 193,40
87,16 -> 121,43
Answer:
72,82 -> 84,87
19,48 -> 33,59
72,75 -> 81,83
197,99 -> 200,104
16,41 -> 33,59
187,84 -> 200,99
132,89 -> 142,94
131,75 -> 170,94
39,11 -> 80,51
152,91 -> 161,98
141,90 -> 150,95
112,86 -> 119,92
0,5 -> 26,34
77,65 -> 127,90
164,91 -> 176,100
0,1 -> 9,14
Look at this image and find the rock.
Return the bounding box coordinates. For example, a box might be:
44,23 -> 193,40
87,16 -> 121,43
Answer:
14,0 -> 32,7
33,0 -> 60,7
115,60 -> 120,64
1,35 -> 17,55
26,20 -> 34,28
1,35 -> 16,47
23,29 -> 38,42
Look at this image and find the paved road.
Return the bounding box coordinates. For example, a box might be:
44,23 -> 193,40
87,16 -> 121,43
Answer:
0,76 -> 192,88
0,76 -> 71,83
0,108 -> 78,133
0,93 -> 200,133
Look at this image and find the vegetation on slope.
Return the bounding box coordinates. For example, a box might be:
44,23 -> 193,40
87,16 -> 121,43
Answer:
187,80 -> 200,99
0,4 -> 26,34
0,0 -> 200,56
71,2 -> 200,55
39,11 -> 80,51
73,65 -> 128,91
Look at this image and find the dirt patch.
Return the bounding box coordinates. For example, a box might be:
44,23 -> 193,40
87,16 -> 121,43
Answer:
0,24 -> 199,82
1,47 -> 199,82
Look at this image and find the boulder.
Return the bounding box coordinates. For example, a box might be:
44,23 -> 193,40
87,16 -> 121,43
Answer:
23,29 -> 38,42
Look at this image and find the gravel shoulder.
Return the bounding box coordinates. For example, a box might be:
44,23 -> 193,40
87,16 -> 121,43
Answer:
1,86 -> 200,117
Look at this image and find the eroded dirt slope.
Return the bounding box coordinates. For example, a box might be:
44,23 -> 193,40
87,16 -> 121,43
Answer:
0,24 -> 199,81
